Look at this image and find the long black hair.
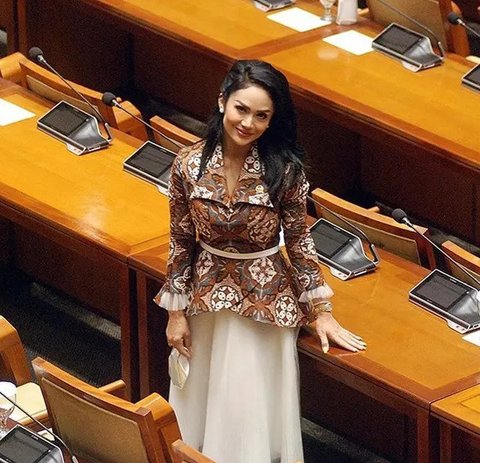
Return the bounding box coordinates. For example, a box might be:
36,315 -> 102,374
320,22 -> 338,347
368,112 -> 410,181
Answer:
199,60 -> 305,204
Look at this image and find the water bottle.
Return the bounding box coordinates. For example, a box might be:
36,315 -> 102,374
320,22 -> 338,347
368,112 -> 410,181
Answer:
336,0 -> 358,25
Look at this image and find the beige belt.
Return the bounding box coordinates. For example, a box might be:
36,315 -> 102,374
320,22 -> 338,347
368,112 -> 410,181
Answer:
199,240 -> 279,260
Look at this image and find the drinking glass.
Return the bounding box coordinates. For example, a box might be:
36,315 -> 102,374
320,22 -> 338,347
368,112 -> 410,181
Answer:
0,382 -> 16,439
320,0 -> 336,21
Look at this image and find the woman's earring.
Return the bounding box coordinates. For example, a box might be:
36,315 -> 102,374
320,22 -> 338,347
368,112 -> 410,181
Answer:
219,106 -> 224,113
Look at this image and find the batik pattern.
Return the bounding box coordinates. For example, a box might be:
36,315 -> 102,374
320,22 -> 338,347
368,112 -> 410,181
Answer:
154,142 -> 331,327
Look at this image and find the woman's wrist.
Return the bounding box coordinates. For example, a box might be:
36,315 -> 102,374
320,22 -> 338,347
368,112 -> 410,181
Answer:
311,301 -> 333,317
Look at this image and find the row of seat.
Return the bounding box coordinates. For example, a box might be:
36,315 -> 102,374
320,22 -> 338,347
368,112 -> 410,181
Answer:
0,52 -> 201,149
0,316 -> 215,463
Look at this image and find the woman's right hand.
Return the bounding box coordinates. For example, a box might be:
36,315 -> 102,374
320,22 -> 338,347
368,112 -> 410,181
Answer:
166,311 -> 192,359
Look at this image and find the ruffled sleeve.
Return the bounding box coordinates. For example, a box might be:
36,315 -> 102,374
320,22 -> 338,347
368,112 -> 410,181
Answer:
153,153 -> 196,311
281,168 -> 333,314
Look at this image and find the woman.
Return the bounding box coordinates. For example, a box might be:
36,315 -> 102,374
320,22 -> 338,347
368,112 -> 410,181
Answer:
154,60 -> 366,463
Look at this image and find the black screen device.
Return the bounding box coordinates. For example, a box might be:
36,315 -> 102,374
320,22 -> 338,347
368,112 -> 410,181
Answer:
309,218 -> 377,280
0,426 -> 64,463
123,141 -> 176,194
409,269 -> 480,333
462,63 -> 480,92
372,23 -> 442,70
37,101 -> 109,155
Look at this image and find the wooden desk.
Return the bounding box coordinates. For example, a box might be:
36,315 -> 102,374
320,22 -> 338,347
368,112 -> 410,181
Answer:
129,245 -> 480,463
432,385 -> 480,462
16,0 -> 326,119
0,79 -> 170,397
259,23 -> 480,244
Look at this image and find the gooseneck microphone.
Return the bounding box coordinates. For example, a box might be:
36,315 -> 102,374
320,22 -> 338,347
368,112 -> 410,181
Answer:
0,388 -> 78,463
373,0 -> 445,57
392,208 -> 480,289
101,92 -> 184,150
307,195 -> 380,265
447,12 -> 480,40
28,47 -> 112,143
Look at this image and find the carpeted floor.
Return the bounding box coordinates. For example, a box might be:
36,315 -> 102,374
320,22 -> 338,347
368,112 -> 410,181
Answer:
0,269 -> 121,386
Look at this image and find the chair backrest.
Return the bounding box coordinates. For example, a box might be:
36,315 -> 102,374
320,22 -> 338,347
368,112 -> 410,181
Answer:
0,53 -> 148,139
441,240 -> 480,288
311,188 -> 436,269
366,0 -> 470,55
0,316 -> 31,386
149,116 -> 201,153
172,440 -> 215,463
33,357 -> 181,463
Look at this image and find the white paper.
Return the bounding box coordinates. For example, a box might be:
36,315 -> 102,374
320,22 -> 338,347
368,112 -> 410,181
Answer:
463,329 -> 480,347
267,7 -> 331,32
0,99 -> 35,126
323,30 -> 373,55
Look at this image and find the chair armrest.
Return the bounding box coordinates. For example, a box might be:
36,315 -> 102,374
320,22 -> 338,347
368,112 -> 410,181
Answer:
137,394 -> 181,463
113,102 -> 148,140
98,379 -> 127,398
172,439 -> 215,463
0,52 -> 26,83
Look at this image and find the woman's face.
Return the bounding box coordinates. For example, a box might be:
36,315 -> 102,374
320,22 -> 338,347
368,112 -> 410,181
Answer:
219,85 -> 274,151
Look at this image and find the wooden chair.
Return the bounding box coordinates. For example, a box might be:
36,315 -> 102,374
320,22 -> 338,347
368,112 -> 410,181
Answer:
0,316 -> 47,429
441,240 -> 480,288
311,188 -> 436,269
172,440 -> 215,463
149,116 -> 201,153
366,0 -> 471,56
33,357 -> 181,463
0,52 -> 148,140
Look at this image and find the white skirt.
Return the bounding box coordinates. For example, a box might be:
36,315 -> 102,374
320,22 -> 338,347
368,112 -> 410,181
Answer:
169,309 -> 304,463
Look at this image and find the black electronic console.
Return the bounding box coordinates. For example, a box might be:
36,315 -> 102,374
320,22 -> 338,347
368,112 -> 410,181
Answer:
37,101 -> 110,155
372,23 -> 443,71
462,63 -> 480,92
309,218 -> 378,280
123,141 -> 175,195
0,425 -> 64,463
409,269 -> 480,334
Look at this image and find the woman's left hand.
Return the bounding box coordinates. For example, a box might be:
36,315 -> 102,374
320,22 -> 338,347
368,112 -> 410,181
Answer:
314,312 -> 366,353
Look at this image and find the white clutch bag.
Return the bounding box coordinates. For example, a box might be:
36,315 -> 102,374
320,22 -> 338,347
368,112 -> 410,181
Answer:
168,348 -> 190,389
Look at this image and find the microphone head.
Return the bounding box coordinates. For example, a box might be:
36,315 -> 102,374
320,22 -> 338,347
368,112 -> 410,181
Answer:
28,47 -> 44,62
102,92 -> 117,107
447,12 -> 461,25
392,208 -> 408,224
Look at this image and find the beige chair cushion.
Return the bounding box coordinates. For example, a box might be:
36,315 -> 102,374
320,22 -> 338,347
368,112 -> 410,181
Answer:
11,382 -> 47,424
44,380 -> 151,463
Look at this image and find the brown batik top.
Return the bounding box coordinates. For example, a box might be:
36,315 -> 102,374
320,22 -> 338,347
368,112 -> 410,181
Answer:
154,142 -> 333,328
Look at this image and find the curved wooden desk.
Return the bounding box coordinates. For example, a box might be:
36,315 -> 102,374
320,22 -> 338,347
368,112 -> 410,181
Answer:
0,79 -> 171,397
129,242 -> 480,463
